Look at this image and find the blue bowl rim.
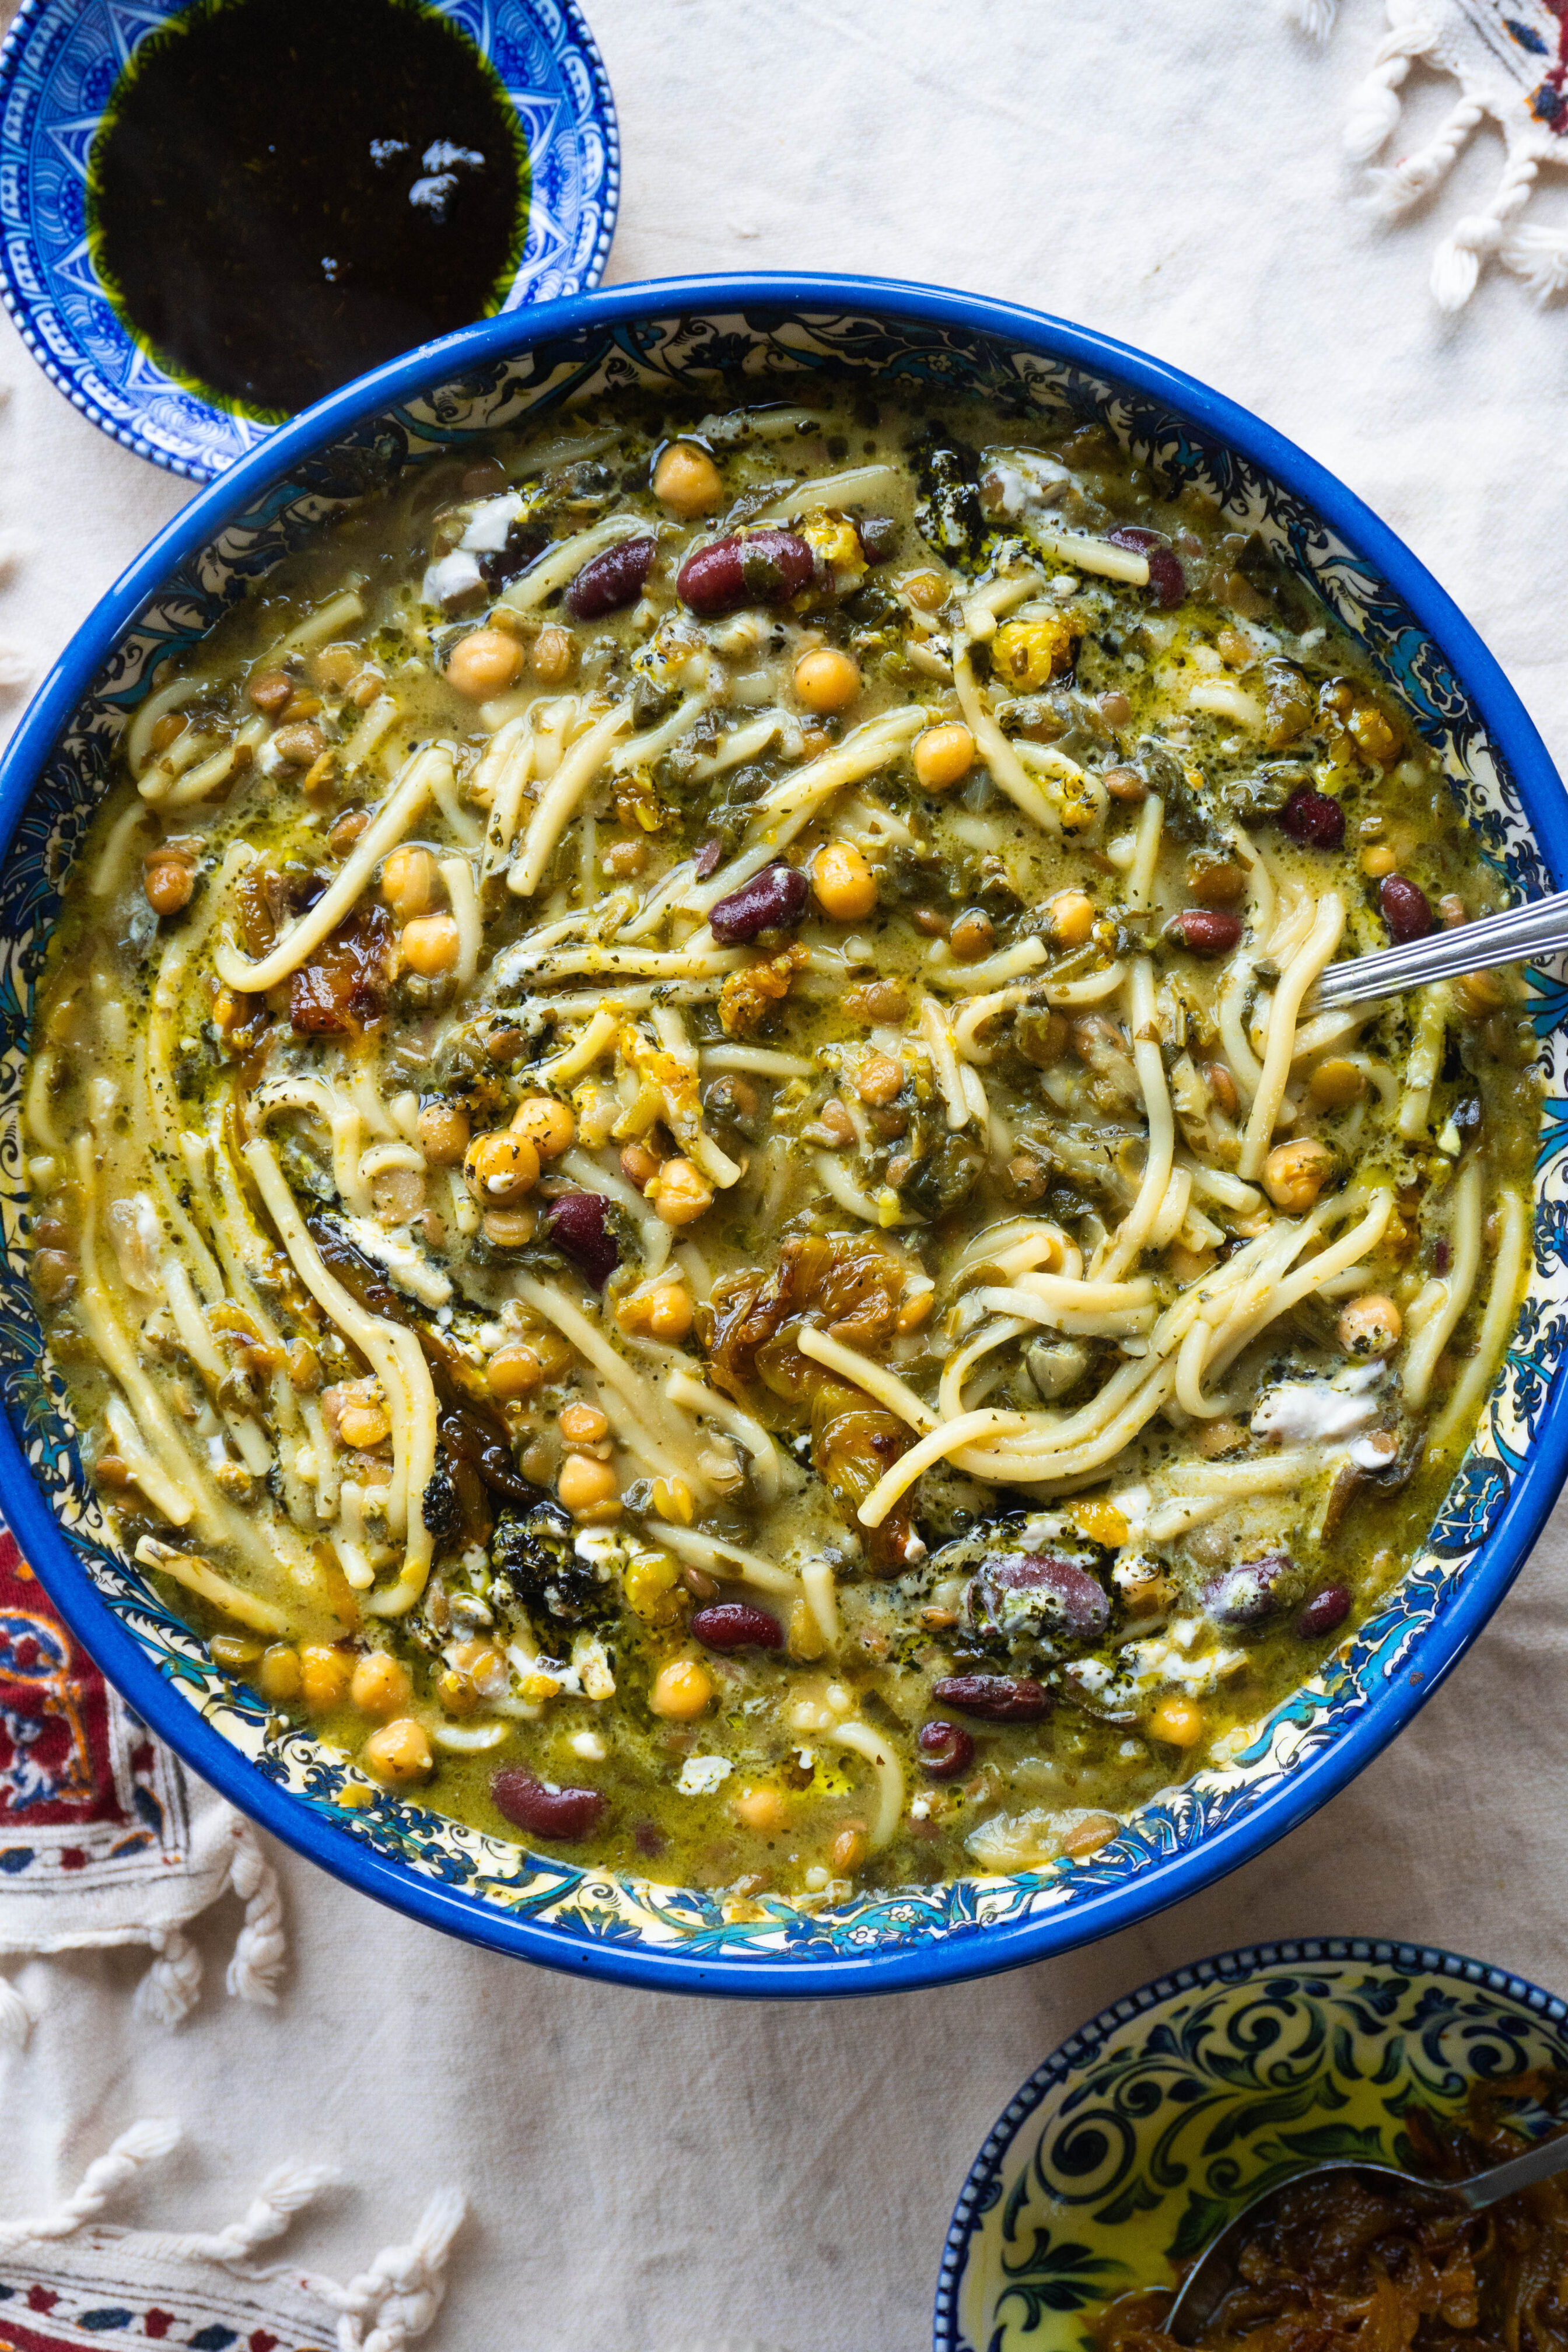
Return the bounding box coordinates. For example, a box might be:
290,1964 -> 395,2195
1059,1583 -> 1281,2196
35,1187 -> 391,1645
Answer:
932,1933 -> 1568,2352
0,0 -> 622,481
1,270 -> 1564,1997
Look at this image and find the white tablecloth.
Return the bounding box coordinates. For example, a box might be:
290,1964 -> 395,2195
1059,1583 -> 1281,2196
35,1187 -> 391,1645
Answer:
4,5 -> 1567,2344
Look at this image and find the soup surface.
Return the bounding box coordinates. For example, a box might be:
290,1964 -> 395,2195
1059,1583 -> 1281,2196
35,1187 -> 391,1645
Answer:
24,383 -> 1538,1901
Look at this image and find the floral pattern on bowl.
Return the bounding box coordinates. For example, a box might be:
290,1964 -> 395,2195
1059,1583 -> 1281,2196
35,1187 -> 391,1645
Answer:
0,280 -> 1564,1996
935,1936 -> 1568,2352
0,0 -> 620,479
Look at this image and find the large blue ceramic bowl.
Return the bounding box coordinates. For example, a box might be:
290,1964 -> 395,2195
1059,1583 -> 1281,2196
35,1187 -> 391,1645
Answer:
0,0 -> 620,480
0,276 -> 1564,1998
936,1937 -> 1568,2352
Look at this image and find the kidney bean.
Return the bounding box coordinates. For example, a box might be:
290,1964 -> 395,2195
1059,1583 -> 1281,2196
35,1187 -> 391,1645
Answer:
1297,1583 -> 1352,1638
566,534 -> 656,620
1380,873 -> 1434,943
1202,1553 -> 1293,1630
545,1192 -> 619,1287
677,529 -> 814,617
932,1673 -> 1050,1723
1166,909 -> 1244,956
1105,524 -> 1185,610
694,835 -> 724,880
971,1555 -> 1110,1643
1279,786 -> 1346,850
919,1720 -> 975,1779
492,1769 -> 606,1841
858,516 -> 900,565
690,1601 -> 785,1651
708,860 -> 809,944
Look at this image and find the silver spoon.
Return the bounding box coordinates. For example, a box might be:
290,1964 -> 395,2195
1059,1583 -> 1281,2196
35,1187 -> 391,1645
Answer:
1164,2127 -> 1568,2343
1311,887 -> 1568,1012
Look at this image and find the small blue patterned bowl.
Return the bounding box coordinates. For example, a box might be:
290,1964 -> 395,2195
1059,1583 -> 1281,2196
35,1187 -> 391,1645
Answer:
936,1937 -> 1568,2352
0,276 -> 1564,1997
0,0 -> 619,480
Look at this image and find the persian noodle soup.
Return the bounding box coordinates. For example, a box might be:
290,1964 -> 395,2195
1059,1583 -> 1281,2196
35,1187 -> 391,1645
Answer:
24,387 -> 1539,1898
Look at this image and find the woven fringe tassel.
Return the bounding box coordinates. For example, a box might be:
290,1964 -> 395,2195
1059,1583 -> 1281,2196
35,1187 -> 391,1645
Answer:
1283,0 -> 1339,37
1343,10 -> 1438,161
0,2118 -> 181,2246
1364,92 -> 1485,214
1431,149 -> 1540,308
135,1926 -> 204,2027
312,2186 -> 467,2352
1497,220 -> 1568,303
0,1975 -> 32,2051
158,2160 -> 340,2264
225,1819 -> 286,2006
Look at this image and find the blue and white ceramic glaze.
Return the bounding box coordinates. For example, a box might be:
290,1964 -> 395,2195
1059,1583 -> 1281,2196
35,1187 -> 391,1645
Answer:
936,1937 -> 1568,2352
0,278 -> 1564,1997
0,0 -> 620,479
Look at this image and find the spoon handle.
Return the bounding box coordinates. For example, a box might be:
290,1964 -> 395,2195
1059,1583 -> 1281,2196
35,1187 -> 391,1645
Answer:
1312,886 -> 1568,1012
1455,2127 -> 1568,2211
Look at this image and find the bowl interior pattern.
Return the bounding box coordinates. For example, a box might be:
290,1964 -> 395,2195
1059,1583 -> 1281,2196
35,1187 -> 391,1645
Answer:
0,296 -> 1564,1990
936,1937 -> 1568,2352
0,0 -> 620,479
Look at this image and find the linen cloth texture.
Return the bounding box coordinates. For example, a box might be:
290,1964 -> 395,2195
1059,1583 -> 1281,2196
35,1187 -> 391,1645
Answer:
0,2117 -> 464,2352
1284,0 -> 1568,305
4,2 -> 1568,2347
0,1527 -> 285,2040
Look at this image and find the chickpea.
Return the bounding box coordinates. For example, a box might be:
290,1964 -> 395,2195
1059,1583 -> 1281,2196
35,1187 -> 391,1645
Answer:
400,914 -> 460,977
619,1282 -> 695,1342
559,1401 -> 610,1446
144,858 -> 194,918
510,1095 -> 575,1160
1307,1058 -> 1366,1110
653,440 -> 723,516
648,1156 -> 714,1226
1360,843 -> 1397,878
258,1642 -> 302,1701
649,1656 -> 714,1720
912,721 -> 974,792
1147,1695 -> 1206,1748
487,1341 -> 545,1402
381,845 -> 435,922
362,1718 -> 434,1786
1338,1292 -> 1403,1357
1049,890 -> 1096,949
447,627 -> 523,700
949,908 -> 996,963
351,1652 -> 414,1718
417,1101 -> 470,1166
299,1643 -> 354,1710
793,648 -> 861,715
464,1128 -> 540,1205
813,840 -> 878,923
902,570 -> 950,611
558,1452 -> 620,1517
831,1825 -> 869,1873
531,625 -> 576,684
734,1786 -> 790,1833
338,1399 -> 391,1450
856,1052 -> 905,1107
1262,1137 -> 1335,1212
